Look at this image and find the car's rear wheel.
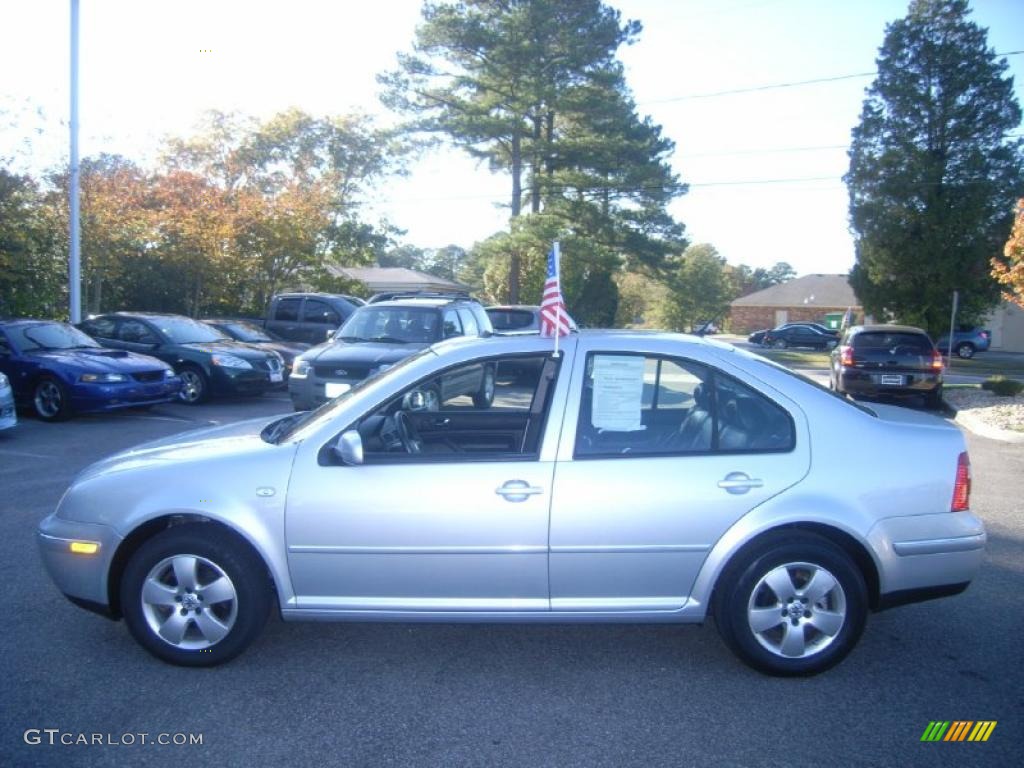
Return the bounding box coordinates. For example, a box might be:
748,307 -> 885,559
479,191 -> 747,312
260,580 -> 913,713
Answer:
956,342 -> 975,359
33,376 -> 72,421
473,365 -> 496,408
120,523 -> 271,667
714,531 -> 867,676
177,365 -> 209,404
771,339 -> 788,349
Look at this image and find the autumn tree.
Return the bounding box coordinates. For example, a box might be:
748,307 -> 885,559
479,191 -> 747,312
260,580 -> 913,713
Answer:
845,0 -> 1024,333
992,198 -> 1024,306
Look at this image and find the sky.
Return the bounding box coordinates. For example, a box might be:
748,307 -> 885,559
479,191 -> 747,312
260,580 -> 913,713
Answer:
2,0 -> 1023,278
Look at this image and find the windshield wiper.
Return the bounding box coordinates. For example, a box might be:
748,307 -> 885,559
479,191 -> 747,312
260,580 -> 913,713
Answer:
368,336 -> 407,344
334,335 -> 368,343
261,412 -> 305,444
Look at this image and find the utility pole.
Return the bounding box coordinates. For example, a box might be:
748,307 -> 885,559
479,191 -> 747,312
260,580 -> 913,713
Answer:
69,0 -> 81,322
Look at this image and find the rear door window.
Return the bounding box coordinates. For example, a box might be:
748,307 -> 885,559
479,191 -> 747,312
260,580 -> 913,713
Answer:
456,308 -> 479,337
302,300 -> 341,326
274,298 -> 302,322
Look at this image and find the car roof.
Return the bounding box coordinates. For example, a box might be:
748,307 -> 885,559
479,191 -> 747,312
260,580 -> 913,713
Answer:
847,324 -> 929,335
362,298 -> 463,309
0,318 -> 64,327
486,305 -> 539,312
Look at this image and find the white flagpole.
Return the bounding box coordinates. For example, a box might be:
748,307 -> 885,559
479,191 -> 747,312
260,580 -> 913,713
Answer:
553,241 -> 561,358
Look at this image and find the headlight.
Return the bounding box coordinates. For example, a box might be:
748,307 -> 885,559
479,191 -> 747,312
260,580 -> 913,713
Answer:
164,368 -> 176,378
292,359 -> 311,377
210,354 -> 252,369
79,373 -> 128,383
0,372 -> 8,388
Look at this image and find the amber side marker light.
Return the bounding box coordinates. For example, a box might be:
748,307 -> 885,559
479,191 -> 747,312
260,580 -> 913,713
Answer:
951,452 -> 971,512
69,541 -> 99,555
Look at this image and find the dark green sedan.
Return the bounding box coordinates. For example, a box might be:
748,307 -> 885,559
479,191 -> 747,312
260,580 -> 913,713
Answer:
78,313 -> 285,404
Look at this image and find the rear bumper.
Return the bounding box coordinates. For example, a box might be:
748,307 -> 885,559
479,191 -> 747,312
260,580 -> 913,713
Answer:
837,367 -> 941,396
868,512 -> 986,599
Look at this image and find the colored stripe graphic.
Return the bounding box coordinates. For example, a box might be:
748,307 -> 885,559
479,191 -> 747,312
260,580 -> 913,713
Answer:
945,721 -> 973,741
968,722 -> 997,741
921,721 -> 949,741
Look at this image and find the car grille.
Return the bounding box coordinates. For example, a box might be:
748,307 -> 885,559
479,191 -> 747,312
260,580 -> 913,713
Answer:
314,364 -> 372,380
132,371 -> 166,383
253,357 -> 282,373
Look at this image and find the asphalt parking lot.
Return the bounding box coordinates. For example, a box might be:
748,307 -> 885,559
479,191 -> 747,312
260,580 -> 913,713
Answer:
0,392 -> 1020,767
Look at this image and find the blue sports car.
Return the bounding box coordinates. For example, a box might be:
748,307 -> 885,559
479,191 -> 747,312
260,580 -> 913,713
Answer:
0,320 -> 181,421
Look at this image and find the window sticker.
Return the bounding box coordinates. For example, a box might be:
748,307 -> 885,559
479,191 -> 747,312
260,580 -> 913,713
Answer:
591,355 -> 645,431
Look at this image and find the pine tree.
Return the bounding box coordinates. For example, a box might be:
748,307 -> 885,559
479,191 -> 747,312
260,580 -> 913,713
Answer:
845,0 -> 1024,333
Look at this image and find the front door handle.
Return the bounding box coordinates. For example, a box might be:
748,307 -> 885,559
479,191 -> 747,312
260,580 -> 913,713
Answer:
717,472 -> 764,495
495,480 -> 544,502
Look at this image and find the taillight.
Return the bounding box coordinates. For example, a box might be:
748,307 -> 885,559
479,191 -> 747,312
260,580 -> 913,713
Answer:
931,350 -> 943,370
839,345 -> 854,367
951,452 -> 971,512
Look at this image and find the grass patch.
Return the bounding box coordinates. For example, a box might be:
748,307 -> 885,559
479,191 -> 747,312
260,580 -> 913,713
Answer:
944,357 -> 1024,376
754,348 -> 831,369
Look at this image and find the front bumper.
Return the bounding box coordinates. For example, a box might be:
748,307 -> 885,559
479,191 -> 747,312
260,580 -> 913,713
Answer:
288,374 -> 362,410
211,367 -> 281,396
70,377 -> 181,413
37,513 -> 123,613
868,511 -> 986,601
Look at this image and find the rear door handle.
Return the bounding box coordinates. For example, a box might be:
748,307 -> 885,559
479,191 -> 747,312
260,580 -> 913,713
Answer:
495,480 -> 544,502
717,472 -> 764,495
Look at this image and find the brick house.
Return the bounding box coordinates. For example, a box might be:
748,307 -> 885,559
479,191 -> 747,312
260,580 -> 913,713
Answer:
728,274 -> 862,334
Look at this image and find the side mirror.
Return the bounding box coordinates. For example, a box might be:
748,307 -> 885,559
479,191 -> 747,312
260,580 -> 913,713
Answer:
403,390 -> 427,411
332,430 -> 363,466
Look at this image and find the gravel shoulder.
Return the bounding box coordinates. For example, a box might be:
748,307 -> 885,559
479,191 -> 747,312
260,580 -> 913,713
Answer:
944,387 -> 1024,440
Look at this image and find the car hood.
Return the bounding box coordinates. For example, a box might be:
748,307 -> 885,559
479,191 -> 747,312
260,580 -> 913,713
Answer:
251,340 -> 308,361
178,341 -> 274,361
26,348 -> 168,372
303,341 -> 428,366
72,415 -> 282,483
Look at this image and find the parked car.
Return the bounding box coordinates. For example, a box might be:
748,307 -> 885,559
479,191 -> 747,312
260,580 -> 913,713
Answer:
830,325 -> 944,409
289,296 -> 493,410
78,313 -> 285,404
38,331 -> 984,675
486,304 -> 578,335
202,319 -> 309,380
0,319 -> 180,421
749,323 -> 837,347
934,325 -> 991,359
763,323 -> 839,350
263,293 -> 364,344
0,371 -> 17,430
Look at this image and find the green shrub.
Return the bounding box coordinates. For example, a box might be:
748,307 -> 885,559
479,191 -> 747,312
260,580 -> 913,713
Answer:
981,376 -> 1024,397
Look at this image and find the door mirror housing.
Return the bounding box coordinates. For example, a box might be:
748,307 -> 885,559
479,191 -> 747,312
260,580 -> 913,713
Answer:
333,430 -> 363,466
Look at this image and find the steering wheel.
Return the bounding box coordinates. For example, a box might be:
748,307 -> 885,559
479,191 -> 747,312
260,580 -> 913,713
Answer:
394,410 -> 423,454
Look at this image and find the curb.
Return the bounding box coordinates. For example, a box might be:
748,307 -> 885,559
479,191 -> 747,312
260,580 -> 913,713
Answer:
946,403 -> 1024,443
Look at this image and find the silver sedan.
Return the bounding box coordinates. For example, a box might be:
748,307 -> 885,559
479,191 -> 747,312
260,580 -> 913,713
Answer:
37,332 -> 985,675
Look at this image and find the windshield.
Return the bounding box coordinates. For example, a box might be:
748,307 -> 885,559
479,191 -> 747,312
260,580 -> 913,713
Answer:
337,307 -> 441,344
222,322 -> 273,343
271,347 -> 435,443
8,323 -> 101,352
154,317 -> 230,344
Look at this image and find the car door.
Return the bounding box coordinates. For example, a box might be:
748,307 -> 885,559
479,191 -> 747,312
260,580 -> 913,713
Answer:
301,299 -> 342,344
284,350 -> 568,612
116,318 -> 167,359
266,297 -> 304,342
549,348 -> 810,612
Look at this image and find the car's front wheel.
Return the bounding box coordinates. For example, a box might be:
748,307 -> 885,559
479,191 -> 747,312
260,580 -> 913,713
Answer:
714,531 -> 867,676
956,342 -> 975,359
120,524 -> 271,666
33,376 -> 72,421
177,365 -> 209,404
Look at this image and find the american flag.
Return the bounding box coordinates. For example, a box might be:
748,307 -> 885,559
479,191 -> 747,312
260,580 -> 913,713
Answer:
539,242 -> 573,338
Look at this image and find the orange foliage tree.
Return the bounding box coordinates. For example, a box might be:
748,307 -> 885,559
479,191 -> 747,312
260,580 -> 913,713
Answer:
993,199 -> 1024,308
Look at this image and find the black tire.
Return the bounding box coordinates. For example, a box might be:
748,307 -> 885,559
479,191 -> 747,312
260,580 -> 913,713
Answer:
956,342 -> 975,359
472,365 -> 496,408
33,376 -> 73,422
120,523 -> 271,667
177,365 -> 209,404
925,385 -> 943,410
771,339 -> 788,349
714,531 -> 867,676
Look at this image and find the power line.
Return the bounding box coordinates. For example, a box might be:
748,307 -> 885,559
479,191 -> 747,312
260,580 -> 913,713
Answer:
639,49 -> 1024,105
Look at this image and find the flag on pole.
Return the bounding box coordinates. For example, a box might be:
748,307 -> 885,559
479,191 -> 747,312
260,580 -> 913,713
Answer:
539,242 -> 573,339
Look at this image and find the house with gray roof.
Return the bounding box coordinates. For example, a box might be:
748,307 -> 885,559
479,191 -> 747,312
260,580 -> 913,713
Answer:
728,274 -> 862,334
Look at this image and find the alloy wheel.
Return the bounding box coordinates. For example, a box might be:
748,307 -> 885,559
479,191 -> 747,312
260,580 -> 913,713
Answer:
179,370 -> 204,403
34,380 -> 63,419
140,554 -> 238,650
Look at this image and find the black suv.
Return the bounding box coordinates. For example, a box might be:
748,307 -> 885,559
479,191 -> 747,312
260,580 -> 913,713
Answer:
830,325 -> 944,409
79,313 -> 285,404
288,296 -> 493,410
